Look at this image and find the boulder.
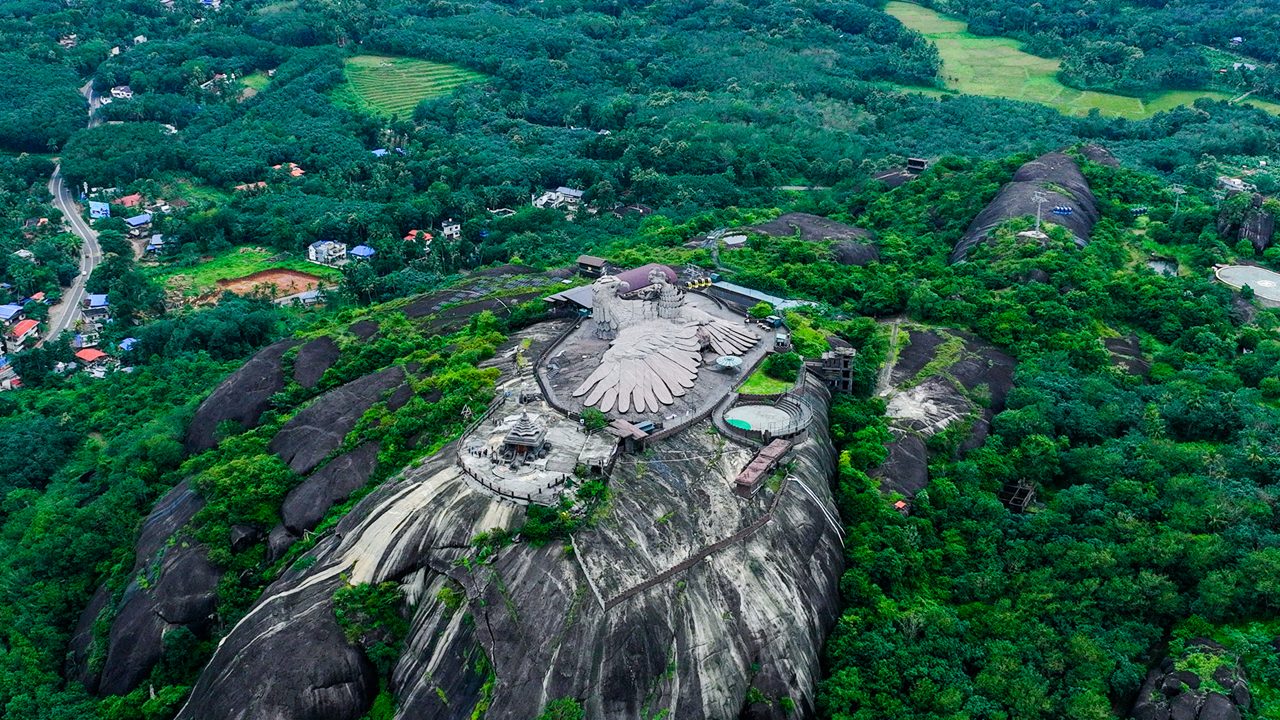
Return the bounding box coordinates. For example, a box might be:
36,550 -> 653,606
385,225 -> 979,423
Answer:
268,525 -> 299,562
280,442 -> 380,535
1079,144 -> 1120,167
1169,693 -> 1199,720
230,524 -> 262,553
832,241 -> 881,266
1170,670 -> 1201,691
84,480 -> 222,696
98,542 -> 220,695
186,339 -> 298,453
348,319 -> 379,340
294,336 -> 340,389
1200,694 -> 1241,720
269,366 -> 405,474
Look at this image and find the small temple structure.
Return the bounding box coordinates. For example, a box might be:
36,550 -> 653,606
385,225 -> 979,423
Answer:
501,411 -> 548,463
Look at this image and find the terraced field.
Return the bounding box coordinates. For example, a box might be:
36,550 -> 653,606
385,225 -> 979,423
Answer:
332,55 -> 483,116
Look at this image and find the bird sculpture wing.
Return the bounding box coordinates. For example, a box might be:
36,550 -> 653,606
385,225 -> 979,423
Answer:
572,324 -> 702,413
680,306 -> 760,356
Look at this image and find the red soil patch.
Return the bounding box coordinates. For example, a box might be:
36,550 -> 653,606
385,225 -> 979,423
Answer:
216,268 -> 324,297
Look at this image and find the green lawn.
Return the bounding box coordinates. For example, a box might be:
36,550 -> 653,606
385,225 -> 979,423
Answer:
146,246 -> 341,297
886,1 -> 1280,120
738,367 -> 793,395
240,71 -> 271,92
331,55 -> 484,117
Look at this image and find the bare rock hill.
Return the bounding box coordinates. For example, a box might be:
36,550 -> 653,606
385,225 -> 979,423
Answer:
951,152 -> 1100,263
173,365 -> 844,719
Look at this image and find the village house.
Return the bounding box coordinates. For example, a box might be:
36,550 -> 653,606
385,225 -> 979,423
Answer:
233,181 -> 267,192
349,245 -> 376,260
123,213 -> 152,237
0,304 -> 25,326
146,234 -> 166,255
441,218 -> 462,241
7,319 -> 39,352
403,229 -> 433,250
110,85 -> 134,100
133,34 -> 148,44
58,34 -> 77,48
0,354 -> 15,386
88,201 -> 111,219
272,162 -> 305,177
83,294 -> 110,320
576,255 -> 608,276
307,240 -> 347,266
532,186 -> 585,212
118,193 -> 144,208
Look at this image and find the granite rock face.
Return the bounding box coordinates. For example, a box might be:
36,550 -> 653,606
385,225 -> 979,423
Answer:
269,365 -> 405,474
186,339 -> 298,453
874,327 -> 1015,498
175,376 -> 844,720
77,480 -> 221,696
951,152 -> 1100,263
294,336 -> 340,389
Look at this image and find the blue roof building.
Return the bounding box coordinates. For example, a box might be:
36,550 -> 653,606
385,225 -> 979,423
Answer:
370,148 -> 389,158
87,294 -> 109,309
124,213 -> 152,227
0,304 -> 23,322
88,201 -> 111,219
349,245 -> 376,259
119,338 -> 138,352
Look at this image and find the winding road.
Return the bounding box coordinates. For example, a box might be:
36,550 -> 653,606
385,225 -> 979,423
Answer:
41,82 -> 101,345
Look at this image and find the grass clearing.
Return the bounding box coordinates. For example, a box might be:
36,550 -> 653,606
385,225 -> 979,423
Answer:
739,368 -> 793,395
146,246 -> 341,297
331,55 -> 483,117
886,1 -> 1280,119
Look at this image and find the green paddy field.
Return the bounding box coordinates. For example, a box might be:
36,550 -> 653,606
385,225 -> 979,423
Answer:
886,1 -> 1280,120
332,55 -> 484,116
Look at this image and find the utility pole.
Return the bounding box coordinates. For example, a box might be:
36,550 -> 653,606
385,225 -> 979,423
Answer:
1171,185 -> 1186,215
1033,191 -> 1048,232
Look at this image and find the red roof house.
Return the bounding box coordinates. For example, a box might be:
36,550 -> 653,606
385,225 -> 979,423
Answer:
403,229 -> 434,243
10,319 -> 37,337
75,348 -> 108,364
119,193 -> 144,208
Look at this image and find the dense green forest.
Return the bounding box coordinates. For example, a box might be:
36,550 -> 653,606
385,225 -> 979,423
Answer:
2,0 -> 1280,717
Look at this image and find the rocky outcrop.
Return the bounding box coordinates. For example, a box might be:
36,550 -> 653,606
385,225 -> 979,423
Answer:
186,339 -> 298,453
267,442 -> 383,560
749,212 -> 873,243
874,326 -> 1015,498
1131,640 -> 1250,720
174,367 -> 843,720
1079,144 -> 1120,167
294,336 -> 340,389
1219,194 -> 1277,254
951,152 -> 1100,263
269,366 -> 405,474
80,480 -> 221,696
833,240 -> 881,266
1106,335 -> 1150,376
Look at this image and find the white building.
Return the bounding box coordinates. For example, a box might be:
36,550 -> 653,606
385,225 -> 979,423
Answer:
307,240 -> 347,266
110,85 -> 134,100
532,186 -> 585,211
441,219 -> 462,241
